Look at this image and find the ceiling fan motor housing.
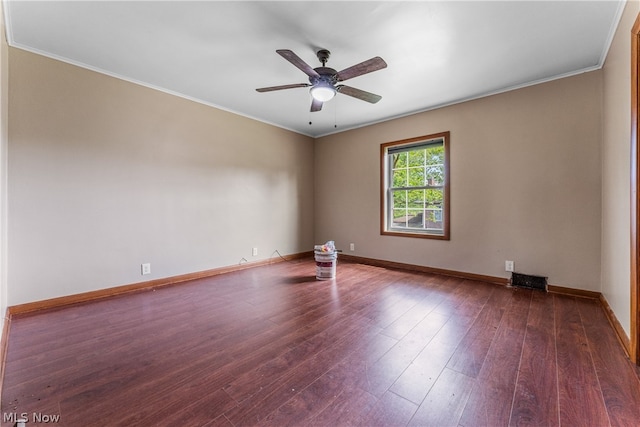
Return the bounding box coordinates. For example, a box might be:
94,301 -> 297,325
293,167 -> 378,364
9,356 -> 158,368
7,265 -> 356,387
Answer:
310,67 -> 338,86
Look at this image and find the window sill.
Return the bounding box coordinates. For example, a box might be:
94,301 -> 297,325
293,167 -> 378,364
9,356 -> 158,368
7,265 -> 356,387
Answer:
381,229 -> 450,240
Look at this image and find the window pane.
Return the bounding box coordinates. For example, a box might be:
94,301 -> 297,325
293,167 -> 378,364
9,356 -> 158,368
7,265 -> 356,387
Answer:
392,209 -> 408,228
408,149 -> 425,167
425,164 -> 444,186
424,208 -> 443,231
392,152 -> 407,168
392,190 -> 407,208
407,189 -> 424,208
408,167 -> 424,187
425,188 -> 443,206
426,145 -> 444,165
392,168 -> 407,188
407,209 -> 423,228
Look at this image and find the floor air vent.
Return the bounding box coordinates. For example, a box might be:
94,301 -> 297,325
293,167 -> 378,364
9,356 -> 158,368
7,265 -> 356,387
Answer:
511,272 -> 547,291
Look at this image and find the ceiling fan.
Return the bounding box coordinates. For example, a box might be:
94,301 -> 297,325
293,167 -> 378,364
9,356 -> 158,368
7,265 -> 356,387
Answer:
256,49 -> 387,112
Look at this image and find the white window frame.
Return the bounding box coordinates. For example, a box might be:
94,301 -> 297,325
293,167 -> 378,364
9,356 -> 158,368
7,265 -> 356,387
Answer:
380,132 -> 450,240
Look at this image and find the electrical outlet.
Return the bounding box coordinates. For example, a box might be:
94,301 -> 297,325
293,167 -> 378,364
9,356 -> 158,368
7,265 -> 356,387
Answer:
141,263 -> 151,275
349,243 -> 355,251
252,247 -> 258,256
505,260 -> 514,272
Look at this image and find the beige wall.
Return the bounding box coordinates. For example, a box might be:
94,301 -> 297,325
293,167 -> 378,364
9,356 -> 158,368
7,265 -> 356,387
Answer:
8,48 -> 315,305
602,0 -> 640,338
315,71 -> 603,291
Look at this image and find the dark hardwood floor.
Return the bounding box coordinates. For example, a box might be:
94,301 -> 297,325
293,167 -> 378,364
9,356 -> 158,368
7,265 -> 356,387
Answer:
2,258 -> 640,426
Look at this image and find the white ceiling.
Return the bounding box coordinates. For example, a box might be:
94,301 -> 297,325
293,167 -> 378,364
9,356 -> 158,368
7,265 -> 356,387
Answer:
4,1 -> 626,137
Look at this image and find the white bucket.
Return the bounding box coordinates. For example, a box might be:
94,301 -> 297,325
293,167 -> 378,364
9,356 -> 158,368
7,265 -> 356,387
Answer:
315,250 -> 337,280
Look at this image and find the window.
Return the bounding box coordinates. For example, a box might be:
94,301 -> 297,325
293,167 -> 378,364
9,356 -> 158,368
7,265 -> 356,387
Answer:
380,132 -> 450,239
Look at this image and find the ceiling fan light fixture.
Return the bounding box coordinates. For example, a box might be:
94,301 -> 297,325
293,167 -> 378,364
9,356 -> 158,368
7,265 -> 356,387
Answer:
310,83 -> 336,102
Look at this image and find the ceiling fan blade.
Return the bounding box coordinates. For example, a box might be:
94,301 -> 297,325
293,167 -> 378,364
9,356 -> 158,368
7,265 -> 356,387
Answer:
337,85 -> 382,103
277,49 -> 320,79
256,83 -> 310,92
336,57 -> 387,81
310,98 -> 323,112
